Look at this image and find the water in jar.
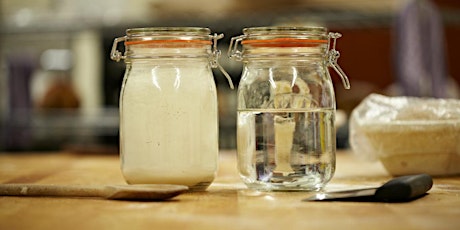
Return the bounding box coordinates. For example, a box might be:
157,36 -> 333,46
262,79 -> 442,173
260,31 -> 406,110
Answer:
237,108 -> 335,191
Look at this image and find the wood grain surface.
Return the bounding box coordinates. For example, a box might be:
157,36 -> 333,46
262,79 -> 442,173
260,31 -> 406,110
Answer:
0,150 -> 459,230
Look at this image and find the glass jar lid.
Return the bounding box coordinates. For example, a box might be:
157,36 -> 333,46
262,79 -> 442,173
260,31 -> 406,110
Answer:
110,27 -> 234,89
124,27 -> 213,47
229,26 -> 331,60
111,27 -> 215,62
228,26 -> 350,89
241,26 -> 329,47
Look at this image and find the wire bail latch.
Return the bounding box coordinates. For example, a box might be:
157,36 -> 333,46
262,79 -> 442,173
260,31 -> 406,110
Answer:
211,33 -> 234,89
110,36 -> 126,62
327,32 -> 350,89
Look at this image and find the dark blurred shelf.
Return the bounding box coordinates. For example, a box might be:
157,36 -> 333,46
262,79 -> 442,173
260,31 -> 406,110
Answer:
1,108 -> 119,151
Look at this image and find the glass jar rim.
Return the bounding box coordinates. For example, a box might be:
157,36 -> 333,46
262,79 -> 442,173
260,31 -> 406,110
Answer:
125,27 -> 213,46
242,26 -> 327,36
126,27 -> 211,36
240,26 -> 329,48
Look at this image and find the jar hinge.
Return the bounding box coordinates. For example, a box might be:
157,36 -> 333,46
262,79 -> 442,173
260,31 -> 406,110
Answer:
211,33 -> 234,89
327,32 -> 350,89
110,36 -> 127,62
227,35 -> 246,61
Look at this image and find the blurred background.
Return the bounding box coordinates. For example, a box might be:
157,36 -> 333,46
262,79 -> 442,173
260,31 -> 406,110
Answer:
1,0 -> 459,152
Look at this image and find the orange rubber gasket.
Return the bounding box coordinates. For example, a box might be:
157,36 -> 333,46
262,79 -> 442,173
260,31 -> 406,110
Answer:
125,39 -> 212,46
242,38 -> 328,47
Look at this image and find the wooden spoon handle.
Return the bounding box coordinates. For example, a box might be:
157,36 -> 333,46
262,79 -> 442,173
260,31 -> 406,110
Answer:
0,184 -> 105,198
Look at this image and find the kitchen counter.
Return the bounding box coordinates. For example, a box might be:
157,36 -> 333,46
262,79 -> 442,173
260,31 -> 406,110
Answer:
0,150 -> 459,230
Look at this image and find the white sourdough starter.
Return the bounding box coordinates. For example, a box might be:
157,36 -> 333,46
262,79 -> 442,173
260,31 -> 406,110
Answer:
120,60 -> 218,190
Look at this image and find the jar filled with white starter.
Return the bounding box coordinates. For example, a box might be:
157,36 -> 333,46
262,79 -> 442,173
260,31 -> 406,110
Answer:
111,27 -> 233,191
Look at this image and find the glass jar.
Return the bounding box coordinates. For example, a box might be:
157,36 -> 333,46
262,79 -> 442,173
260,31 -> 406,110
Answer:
111,27 -> 232,191
229,26 -> 350,191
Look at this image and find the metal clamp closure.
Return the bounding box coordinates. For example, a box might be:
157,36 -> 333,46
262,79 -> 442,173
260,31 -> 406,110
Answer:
211,33 -> 234,89
228,35 -> 246,61
327,32 -> 350,89
210,33 -> 224,68
110,36 -> 126,62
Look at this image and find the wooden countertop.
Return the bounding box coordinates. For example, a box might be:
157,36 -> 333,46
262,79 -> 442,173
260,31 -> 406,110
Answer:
0,150 -> 459,230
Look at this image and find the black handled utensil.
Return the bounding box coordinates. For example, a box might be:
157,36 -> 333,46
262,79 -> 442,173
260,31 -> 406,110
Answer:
303,174 -> 433,202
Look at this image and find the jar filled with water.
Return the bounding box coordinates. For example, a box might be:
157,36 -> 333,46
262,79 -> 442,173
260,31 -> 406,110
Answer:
229,26 -> 350,191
